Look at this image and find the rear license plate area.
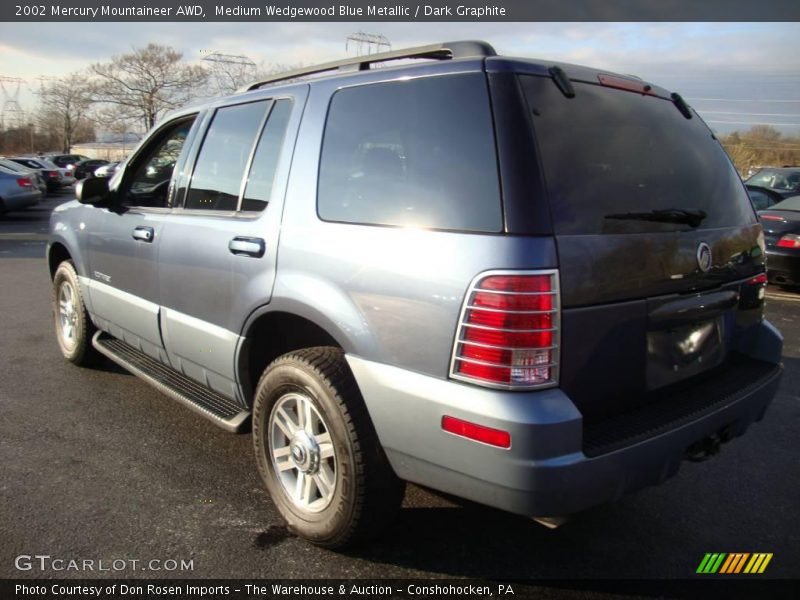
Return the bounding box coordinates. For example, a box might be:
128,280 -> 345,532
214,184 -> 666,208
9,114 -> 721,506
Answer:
646,317 -> 726,390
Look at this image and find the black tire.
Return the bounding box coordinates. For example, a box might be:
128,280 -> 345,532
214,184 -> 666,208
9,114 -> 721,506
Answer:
253,347 -> 405,549
52,260 -> 101,366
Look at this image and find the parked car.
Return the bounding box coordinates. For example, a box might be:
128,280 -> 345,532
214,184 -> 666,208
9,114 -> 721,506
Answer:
73,159 -> 110,180
0,164 -> 42,214
758,195 -> 800,286
8,157 -> 63,191
0,158 -> 47,197
746,184 -> 783,211
43,153 -> 89,170
48,41 -> 783,549
745,167 -> 800,199
93,162 -> 120,178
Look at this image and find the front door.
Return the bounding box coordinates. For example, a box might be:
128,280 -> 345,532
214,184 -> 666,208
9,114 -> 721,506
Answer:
86,116 -> 200,361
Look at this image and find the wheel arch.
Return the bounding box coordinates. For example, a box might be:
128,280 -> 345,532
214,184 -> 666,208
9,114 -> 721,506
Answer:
47,241 -> 73,279
237,308 -> 350,407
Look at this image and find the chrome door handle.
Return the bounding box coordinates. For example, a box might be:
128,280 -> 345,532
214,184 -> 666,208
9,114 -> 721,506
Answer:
132,226 -> 154,242
229,236 -> 265,258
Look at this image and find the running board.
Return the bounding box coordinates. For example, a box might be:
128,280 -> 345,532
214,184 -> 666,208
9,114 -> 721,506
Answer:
92,332 -> 250,432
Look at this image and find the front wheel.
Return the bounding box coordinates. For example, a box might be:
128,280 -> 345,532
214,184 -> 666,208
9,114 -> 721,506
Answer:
52,260 -> 101,366
252,347 -> 405,549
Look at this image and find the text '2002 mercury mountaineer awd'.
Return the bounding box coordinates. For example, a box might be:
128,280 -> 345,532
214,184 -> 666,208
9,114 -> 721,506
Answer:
48,41 -> 783,548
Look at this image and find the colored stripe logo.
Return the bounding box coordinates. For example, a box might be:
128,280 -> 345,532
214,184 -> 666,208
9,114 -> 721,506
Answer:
696,553 -> 773,574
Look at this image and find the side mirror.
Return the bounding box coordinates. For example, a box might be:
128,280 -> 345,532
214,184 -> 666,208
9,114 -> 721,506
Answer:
76,176 -> 110,205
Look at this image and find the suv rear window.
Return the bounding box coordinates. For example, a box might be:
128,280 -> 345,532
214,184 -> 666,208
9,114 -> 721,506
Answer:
318,73 -> 502,232
521,75 -> 756,235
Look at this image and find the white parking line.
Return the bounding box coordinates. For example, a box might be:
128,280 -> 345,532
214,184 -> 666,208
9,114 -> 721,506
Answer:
766,292 -> 800,302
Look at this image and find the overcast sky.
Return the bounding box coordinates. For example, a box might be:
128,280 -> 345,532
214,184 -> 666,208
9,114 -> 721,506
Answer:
1,22 -> 799,134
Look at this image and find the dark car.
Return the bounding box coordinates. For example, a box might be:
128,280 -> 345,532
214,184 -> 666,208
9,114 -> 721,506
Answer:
44,154 -> 89,170
746,184 -> 783,211
758,195 -> 800,286
93,162 -> 120,178
48,40 -> 783,549
745,167 -> 800,199
73,159 -> 110,180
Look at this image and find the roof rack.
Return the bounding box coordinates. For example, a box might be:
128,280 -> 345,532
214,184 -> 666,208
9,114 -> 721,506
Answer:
238,40 -> 497,92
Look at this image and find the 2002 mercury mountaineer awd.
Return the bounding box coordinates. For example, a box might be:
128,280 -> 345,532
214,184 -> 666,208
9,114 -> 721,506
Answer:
48,41 -> 784,548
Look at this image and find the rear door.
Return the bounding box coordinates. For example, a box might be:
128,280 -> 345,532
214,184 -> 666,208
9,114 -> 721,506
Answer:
156,92 -> 303,401
518,74 -> 765,423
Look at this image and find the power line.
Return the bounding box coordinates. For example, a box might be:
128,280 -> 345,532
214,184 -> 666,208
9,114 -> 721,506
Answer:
698,111 -> 800,118
705,120 -> 800,127
688,98 -> 800,103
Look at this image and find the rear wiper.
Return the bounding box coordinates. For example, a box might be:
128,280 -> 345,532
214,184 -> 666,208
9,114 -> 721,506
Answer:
604,208 -> 707,228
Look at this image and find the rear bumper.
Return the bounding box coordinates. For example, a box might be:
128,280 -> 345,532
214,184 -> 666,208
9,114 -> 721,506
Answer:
1,190 -> 41,212
766,249 -> 800,285
348,320 -> 783,517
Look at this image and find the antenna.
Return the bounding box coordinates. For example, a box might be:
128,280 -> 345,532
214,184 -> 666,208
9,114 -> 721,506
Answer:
346,32 -> 391,56
0,76 -> 26,130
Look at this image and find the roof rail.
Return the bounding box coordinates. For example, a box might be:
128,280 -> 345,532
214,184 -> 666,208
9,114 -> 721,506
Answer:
238,40 -> 497,92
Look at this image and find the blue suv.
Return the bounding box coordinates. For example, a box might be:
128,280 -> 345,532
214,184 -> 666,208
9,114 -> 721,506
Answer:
48,41 -> 783,548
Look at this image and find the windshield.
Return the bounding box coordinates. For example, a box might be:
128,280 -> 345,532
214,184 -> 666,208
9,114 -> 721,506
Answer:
521,75 -> 756,235
747,169 -> 800,191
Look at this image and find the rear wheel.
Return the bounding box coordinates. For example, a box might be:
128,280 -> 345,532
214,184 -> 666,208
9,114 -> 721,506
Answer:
52,260 -> 101,366
252,347 -> 405,548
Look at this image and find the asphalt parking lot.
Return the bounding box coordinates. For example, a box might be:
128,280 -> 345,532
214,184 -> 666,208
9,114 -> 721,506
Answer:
0,192 -> 798,583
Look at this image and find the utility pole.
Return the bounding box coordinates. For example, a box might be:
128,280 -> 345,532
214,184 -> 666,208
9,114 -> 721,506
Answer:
346,32 -> 391,56
0,76 -> 26,130
202,52 -> 257,95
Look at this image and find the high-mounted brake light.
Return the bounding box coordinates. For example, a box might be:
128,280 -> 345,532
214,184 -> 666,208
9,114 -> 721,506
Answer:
776,234 -> 800,249
598,74 -> 656,96
450,270 -> 560,390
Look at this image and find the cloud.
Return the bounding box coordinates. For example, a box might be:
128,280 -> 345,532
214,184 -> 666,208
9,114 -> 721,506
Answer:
2,22 -> 798,133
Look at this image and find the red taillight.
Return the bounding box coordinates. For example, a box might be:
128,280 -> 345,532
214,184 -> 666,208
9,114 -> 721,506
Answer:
16,177 -> 32,188
746,273 -> 768,285
759,214 -> 784,221
442,416 -> 511,449
450,271 -> 559,389
48,171 -> 59,179
776,234 -> 800,249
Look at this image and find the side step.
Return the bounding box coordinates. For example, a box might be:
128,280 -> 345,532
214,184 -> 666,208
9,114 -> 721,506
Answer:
92,332 -> 250,432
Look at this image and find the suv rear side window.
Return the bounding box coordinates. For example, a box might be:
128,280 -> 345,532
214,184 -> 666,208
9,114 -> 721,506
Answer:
318,73 -> 502,232
241,99 -> 293,212
521,75 -> 756,235
186,101 -> 268,211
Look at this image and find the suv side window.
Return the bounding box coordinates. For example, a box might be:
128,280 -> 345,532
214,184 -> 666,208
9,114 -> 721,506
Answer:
126,118 -> 195,208
241,99 -> 293,212
317,73 -> 502,232
185,101 -> 268,211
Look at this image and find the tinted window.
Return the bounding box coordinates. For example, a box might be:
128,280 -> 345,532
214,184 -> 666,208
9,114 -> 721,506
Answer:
521,76 -> 756,234
11,159 -> 42,169
241,99 -> 292,212
318,73 -> 502,232
747,188 -> 774,211
127,118 -> 194,208
186,101 -> 267,211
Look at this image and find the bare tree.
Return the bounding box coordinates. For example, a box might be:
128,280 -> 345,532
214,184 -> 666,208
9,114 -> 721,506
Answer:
91,43 -> 208,131
36,74 -> 94,152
